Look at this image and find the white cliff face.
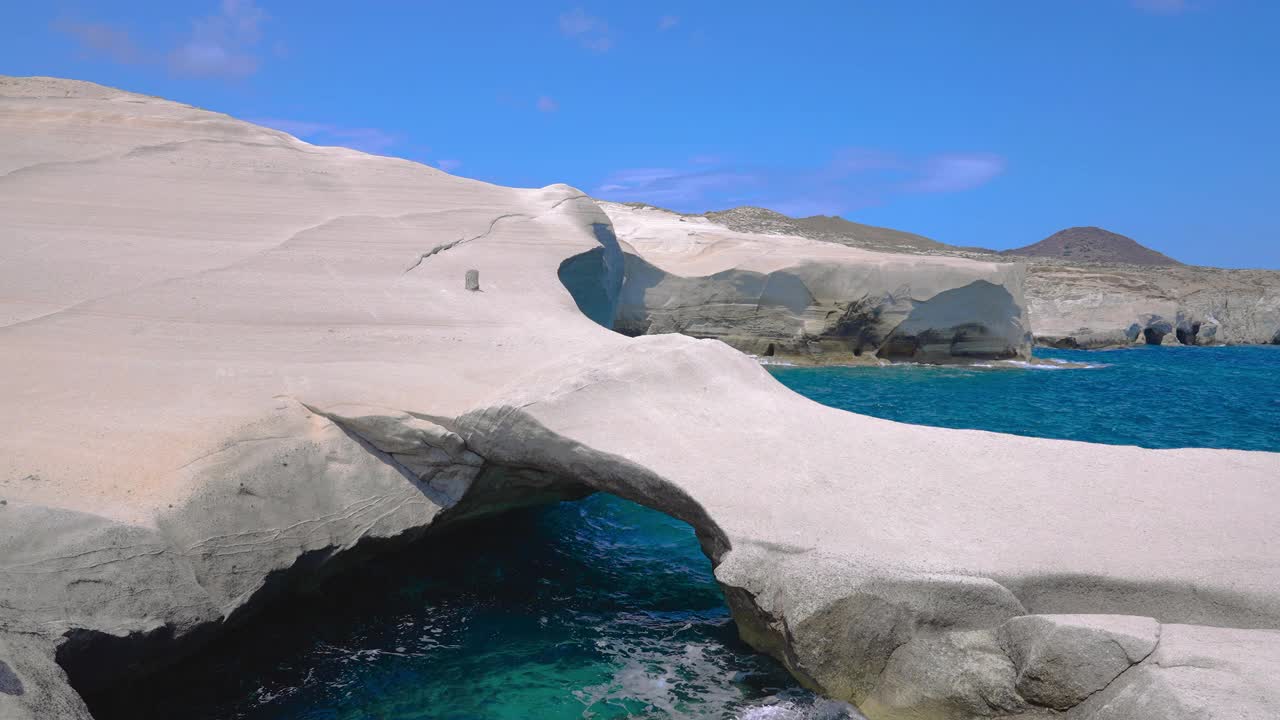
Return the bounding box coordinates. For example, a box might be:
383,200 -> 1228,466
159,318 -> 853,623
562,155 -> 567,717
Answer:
2,76 -> 1279,720
1024,260 -> 1280,348
602,202 -> 1033,363
661,203 -> 1280,351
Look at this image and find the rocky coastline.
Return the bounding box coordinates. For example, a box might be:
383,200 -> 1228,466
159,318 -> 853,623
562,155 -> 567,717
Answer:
1022,259 -> 1280,349
3,76 -> 1279,720
653,204 -> 1280,353
603,201 -> 1034,366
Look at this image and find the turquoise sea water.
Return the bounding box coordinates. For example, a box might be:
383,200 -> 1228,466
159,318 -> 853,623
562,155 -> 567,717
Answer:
770,345 -> 1280,453
92,494 -> 853,720
90,346 -> 1280,719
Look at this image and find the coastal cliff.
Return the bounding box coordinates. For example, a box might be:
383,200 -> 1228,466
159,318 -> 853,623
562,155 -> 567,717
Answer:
673,205 -> 1280,350
603,202 -> 1032,364
1023,259 -> 1280,348
3,76 -> 1280,720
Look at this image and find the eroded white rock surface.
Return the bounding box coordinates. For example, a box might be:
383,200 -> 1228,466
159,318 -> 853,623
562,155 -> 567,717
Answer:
667,203 -> 1280,349
2,76 -> 1279,720
602,201 -> 1033,363
1023,260 -> 1280,348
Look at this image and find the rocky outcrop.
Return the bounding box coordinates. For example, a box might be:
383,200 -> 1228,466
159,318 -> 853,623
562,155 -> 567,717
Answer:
999,614 -> 1159,709
679,206 -> 1280,350
0,634 -> 93,719
3,76 -> 1280,720
700,205 -> 961,255
1024,261 -> 1280,348
603,202 -> 1033,364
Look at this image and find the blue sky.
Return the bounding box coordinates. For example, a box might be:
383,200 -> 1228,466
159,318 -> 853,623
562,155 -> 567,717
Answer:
3,1 -> 1277,268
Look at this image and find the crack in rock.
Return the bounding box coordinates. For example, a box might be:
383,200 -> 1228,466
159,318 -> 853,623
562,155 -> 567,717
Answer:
547,193 -> 590,210
402,212 -> 529,274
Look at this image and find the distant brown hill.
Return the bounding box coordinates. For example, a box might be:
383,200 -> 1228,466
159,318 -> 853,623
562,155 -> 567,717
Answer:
700,206 -> 964,255
1003,227 -> 1183,266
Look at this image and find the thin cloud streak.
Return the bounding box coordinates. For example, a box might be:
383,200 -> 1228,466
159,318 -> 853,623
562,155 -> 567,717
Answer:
169,0 -> 269,78
253,118 -> 401,154
536,96 -> 559,112
55,0 -> 275,80
1131,0 -> 1190,14
905,153 -> 1006,193
559,8 -> 612,52
596,168 -> 761,206
53,19 -> 145,64
594,149 -> 1007,215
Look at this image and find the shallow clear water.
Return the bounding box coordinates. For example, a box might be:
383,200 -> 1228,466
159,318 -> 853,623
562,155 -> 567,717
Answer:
92,346 -> 1279,719
771,345 -> 1280,452
93,494 -> 855,720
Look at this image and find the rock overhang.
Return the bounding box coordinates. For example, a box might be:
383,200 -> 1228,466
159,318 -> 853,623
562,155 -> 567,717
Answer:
601,201 -> 1033,364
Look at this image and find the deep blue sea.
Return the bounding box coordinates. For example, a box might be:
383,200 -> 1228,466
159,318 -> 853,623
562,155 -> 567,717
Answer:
91,346 -> 1280,720
771,345 -> 1280,453
93,496 -> 854,720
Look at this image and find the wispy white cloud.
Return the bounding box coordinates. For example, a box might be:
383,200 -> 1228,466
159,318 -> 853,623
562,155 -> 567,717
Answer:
559,8 -> 612,52
658,15 -> 680,31
536,96 -> 560,113
594,149 -> 1006,214
170,0 -> 269,78
1131,0 -> 1190,14
595,167 -> 762,206
55,1 -> 275,80
905,153 -> 1006,193
252,118 -> 401,154
54,19 -> 145,64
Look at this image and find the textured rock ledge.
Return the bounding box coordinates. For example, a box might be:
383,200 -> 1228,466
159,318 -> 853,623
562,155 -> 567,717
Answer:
602,202 -> 1033,364
1023,260 -> 1280,349
3,76 -> 1279,719
657,203 -> 1280,351
8,349 -> 1280,719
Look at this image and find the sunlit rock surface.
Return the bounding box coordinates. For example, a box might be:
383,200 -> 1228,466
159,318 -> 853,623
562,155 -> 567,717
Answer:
1022,260 -> 1280,348
663,204 -> 1280,350
602,201 -> 1032,364
2,76 -> 1279,720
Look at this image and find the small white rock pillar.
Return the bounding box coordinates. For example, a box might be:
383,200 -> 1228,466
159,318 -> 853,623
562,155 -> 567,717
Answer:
465,269 -> 480,291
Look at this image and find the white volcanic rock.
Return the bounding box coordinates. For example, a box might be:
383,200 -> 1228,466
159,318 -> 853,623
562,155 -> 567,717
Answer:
1023,261 -> 1280,348
0,634 -> 92,719
2,77 -> 1279,720
675,203 -> 1280,350
1066,623 -> 1280,719
1000,614 -> 1159,709
601,201 -> 1032,363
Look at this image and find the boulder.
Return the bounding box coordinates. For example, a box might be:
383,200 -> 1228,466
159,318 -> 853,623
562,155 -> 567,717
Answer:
999,614 -> 1159,709
603,202 -> 1032,364
1066,624 -> 1280,720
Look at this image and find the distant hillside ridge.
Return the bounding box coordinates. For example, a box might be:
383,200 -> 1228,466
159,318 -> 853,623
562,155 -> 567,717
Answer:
1004,226 -> 1183,266
630,203 -> 967,255
608,202 -> 1279,348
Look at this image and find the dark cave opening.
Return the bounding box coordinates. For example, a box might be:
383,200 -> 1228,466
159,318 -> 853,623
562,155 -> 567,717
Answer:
77,494 -> 820,720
